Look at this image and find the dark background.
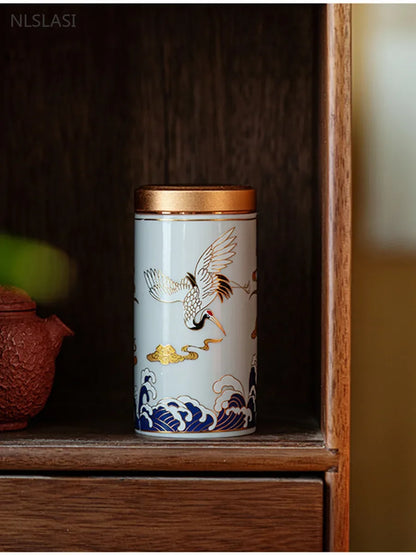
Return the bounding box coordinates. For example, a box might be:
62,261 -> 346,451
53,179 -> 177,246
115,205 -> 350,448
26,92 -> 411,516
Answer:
0,5 -> 320,427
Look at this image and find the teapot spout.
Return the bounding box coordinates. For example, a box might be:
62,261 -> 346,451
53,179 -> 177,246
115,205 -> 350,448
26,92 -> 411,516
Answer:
44,314 -> 74,356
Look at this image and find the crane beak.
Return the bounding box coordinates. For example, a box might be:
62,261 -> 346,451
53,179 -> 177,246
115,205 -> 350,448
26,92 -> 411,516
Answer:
208,314 -> 226,336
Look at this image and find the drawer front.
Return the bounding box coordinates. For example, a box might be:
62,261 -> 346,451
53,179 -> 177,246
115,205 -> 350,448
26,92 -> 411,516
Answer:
0,476 -> 323,551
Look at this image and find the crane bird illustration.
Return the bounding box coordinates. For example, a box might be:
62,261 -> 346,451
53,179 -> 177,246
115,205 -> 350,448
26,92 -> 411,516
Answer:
143,227 -> 237,336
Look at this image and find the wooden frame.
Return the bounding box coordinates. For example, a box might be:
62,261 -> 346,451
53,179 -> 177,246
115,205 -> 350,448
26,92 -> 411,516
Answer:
0,4 -> 351,551
321,4 -> 351,551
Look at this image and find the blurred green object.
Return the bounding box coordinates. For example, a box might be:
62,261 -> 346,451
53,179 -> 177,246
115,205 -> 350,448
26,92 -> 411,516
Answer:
0,233 -> 75,304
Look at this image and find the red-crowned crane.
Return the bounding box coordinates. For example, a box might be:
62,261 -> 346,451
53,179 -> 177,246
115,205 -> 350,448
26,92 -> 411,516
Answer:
143,227 -> 237,335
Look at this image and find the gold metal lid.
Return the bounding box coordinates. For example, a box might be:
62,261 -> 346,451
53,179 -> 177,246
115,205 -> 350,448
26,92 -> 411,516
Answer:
135,185 -> 256,214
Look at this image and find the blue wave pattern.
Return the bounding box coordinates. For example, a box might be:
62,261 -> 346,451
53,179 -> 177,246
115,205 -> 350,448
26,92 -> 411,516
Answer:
136,356 -> 257,433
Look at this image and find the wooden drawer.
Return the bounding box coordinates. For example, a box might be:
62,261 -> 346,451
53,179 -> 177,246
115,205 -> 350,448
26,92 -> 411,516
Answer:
0,476 -> 322,551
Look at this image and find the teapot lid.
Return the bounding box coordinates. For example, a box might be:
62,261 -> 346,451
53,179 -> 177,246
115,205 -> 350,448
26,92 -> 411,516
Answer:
0,285 -> 36,312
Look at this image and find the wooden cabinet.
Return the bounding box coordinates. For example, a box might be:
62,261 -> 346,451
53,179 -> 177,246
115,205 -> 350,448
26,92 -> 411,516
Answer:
0,4 -> 351,551
0,477 -> 323,551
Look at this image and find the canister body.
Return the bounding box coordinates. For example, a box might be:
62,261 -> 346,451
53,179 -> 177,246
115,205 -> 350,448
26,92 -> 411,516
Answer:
134,194 -> 257,438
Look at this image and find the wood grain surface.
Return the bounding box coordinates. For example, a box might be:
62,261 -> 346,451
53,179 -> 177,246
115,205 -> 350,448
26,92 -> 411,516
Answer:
0,476 -> 323,551
0,422 -> 338,472
320,5 -> 352,552
0,4 -> 321,425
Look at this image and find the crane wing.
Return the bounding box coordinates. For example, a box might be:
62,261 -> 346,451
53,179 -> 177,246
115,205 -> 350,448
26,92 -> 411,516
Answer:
143,269 -> 191,303
194,227 -> 237,303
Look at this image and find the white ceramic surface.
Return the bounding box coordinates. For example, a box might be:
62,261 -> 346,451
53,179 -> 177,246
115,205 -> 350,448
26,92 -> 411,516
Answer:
134,213 -> 257,438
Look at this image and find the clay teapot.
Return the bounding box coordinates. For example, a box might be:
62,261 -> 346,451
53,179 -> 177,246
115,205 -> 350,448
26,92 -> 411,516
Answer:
0,285 -> 73,431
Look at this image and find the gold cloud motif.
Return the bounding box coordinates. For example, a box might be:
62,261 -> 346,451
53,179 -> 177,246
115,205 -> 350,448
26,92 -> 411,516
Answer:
147,338 -> 223,365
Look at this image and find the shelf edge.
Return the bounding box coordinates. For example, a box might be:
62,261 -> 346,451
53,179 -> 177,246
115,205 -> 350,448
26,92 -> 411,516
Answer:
0,444 -> 338,472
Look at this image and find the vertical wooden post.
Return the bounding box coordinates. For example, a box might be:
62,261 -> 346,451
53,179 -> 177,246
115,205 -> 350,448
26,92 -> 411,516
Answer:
321,4 -> 352,551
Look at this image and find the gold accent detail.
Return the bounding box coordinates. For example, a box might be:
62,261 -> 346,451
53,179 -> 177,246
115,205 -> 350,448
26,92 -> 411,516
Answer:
211,373 -> 245,398
138,426 -> 256,435
147,344 -> 194,364
135,216 -> 256,222
135,185 -> 256,214
249,268 -> 257,338
230,279 -> 251,295
147,338 -> 223,365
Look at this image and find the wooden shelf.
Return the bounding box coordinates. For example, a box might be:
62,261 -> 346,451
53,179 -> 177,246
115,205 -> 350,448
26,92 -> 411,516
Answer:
0,418 -> 337,472
0,4 -> 351,550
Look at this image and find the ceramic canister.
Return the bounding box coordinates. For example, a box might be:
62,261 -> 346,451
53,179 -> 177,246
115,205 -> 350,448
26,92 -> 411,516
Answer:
134,186 -> 257,438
